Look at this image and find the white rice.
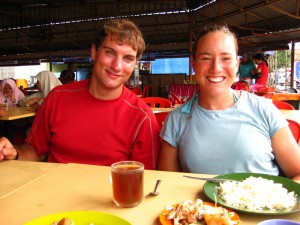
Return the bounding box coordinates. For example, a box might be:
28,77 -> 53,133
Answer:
218,176 -> 297,211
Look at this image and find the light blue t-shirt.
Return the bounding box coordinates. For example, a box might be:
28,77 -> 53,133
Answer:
160,90 -> 288,175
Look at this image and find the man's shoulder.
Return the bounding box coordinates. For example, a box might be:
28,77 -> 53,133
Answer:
55,80 -> 88,90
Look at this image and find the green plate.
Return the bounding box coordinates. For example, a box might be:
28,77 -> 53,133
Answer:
24,211 -> 132,225
203,173 -> 300,215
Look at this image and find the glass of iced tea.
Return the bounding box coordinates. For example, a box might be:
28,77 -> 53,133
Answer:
111,161 -> 144,207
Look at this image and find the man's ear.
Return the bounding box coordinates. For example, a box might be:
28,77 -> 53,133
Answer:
90,44 -> 96,62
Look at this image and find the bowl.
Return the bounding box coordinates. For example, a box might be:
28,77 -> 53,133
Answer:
258,219 -> 300,225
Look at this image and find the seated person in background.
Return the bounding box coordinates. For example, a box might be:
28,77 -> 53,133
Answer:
0,78 -> 25,106
59,63 -> 75,84
0,18 -> 160,170
157,23 -> 300,181
0,108 -> 6,116
18,71 -> 62,109
237,51 -> 256,84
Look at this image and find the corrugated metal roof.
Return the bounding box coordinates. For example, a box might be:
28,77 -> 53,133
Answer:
0,0 -> 299,64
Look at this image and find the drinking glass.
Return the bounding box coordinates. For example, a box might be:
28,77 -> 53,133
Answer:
111,161 -> 144,207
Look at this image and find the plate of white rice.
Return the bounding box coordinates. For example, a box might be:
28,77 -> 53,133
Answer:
203,173 -> 300,215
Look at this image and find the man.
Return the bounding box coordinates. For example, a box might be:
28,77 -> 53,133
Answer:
59,63 -> 75,84
0,19 -> 160,170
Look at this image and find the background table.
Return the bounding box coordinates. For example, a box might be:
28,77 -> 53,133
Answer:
0,106 -> 36,121
0,106 -> 36,144
1,160 -> 299,225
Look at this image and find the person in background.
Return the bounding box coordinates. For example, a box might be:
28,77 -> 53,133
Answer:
18,71 -> 62,109
0,78 -> 25,106
157,23 -> 300,180
0,18 -> 160,170
59,63 -> 75,84
253,53 -> 269,87
237,52 -> 256,84
0,108 -> 6,116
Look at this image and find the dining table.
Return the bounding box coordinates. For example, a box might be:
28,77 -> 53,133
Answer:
152,108 -> 300,123
254,92 -> 300,110
0,106 -> 36,143
0,106 -> 36,121
1,160 -> 300,225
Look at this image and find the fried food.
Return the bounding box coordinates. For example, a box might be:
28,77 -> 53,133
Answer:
163,199 -> 240,225
55,217 -> 75,225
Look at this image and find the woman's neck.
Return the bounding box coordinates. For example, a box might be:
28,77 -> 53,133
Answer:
198,90 -> 240,110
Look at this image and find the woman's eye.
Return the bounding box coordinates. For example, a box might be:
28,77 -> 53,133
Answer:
199,57 -> 211,61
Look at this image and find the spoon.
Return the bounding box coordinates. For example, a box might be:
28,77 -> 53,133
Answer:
149,179 -> 162,196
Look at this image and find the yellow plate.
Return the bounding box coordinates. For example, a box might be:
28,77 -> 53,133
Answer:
24,211 -> 131,225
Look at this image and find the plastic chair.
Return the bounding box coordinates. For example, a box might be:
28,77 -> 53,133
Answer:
231,81 -> 250,92
272,100 -> 295,110
287,87 -> 298,93
263,93 -> 273,99
169,91 -> 183,105
142,84 -> 150,98
154,111 -> 169,130
142,97 -> 172,108
130,86 -> 141,95
287,119 -> 300,143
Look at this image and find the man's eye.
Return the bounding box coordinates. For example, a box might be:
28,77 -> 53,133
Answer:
105,50 -> 114,55
124,56 -> 135,62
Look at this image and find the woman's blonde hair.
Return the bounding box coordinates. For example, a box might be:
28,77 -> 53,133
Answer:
192,23 -> 238,58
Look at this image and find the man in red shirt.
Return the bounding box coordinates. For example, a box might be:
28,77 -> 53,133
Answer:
0,19 -> 160,170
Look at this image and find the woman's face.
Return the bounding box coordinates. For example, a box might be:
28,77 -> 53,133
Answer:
3,84 -> 13,97
191,31 -> 239,97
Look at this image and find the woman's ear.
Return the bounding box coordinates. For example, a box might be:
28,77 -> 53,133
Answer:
190,55 -> 195,70
236,56 -> 240,69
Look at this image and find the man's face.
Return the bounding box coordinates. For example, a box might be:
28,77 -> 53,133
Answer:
91,34 -> 137,92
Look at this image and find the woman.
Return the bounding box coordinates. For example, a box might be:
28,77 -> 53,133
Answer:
0,78 -> 25,106
18,71 -> 62,108
158,24 -> 300,181
253,53 -> 269,87
237,52 -> 256,84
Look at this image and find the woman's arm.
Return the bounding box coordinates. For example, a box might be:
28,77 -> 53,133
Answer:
157,140 -> 181,172
272,126 -> 300,181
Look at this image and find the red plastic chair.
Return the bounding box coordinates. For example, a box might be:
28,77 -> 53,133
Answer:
272,100 -> 295,110
142,97 -> 172,108
169,91 -> 183,105
142,84 -> 150,98
287,119 -> 300,143
154,111 -> 169,130
130,86 -> 141,95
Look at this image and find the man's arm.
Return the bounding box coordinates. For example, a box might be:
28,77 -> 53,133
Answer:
0,137 -> 44,161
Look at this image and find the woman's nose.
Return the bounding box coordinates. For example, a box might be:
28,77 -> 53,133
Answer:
210,58 -> 221,72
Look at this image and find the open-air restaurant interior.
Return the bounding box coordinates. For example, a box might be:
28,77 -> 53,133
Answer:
1,0 -> 300,225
